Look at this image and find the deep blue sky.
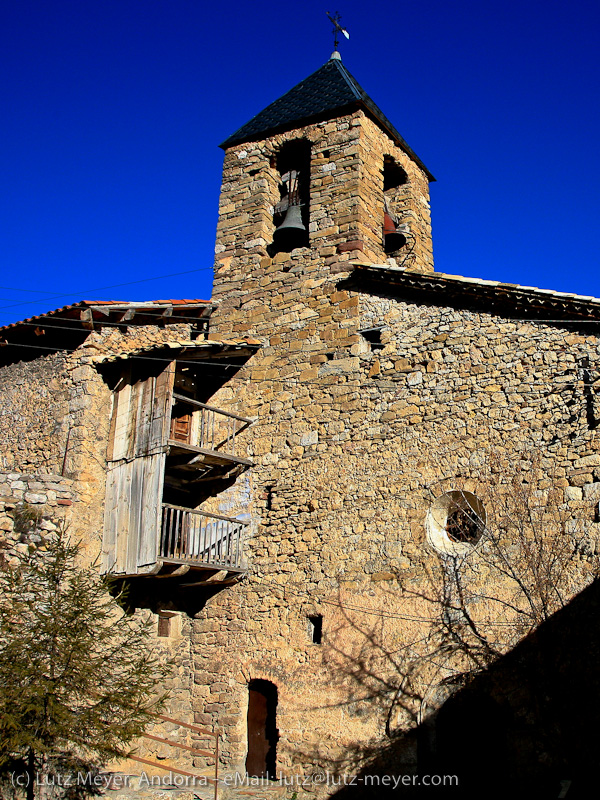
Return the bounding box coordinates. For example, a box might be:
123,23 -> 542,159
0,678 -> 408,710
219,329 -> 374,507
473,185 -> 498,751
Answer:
1,0 -> 599,327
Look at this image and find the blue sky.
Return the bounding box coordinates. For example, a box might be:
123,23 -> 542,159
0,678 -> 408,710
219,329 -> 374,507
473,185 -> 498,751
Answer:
1,0 -> 599,327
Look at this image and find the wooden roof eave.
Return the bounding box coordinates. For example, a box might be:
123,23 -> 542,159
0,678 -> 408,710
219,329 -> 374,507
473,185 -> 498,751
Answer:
348,265 -> 600,324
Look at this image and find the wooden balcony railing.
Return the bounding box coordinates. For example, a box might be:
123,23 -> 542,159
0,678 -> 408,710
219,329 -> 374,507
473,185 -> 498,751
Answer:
170,394 -> 253,458
160,504 -> 246,570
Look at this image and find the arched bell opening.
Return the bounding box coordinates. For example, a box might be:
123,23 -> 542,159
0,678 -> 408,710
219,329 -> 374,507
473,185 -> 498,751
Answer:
382,155 -> 409,254
270,139 -> 311,254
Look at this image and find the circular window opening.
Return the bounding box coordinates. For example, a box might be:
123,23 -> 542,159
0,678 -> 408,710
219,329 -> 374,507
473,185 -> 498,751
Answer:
426,491 -> 486,555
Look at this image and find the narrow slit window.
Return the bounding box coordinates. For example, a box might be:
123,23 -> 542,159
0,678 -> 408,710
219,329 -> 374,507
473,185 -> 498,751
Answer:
308,615 -> 323,644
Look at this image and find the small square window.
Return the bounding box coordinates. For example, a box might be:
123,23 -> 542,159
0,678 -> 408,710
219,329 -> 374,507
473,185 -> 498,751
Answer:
359,328 -> 385,351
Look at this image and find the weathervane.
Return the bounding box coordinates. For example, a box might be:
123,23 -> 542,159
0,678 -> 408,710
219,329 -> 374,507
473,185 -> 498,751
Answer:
326,11 -> 350,52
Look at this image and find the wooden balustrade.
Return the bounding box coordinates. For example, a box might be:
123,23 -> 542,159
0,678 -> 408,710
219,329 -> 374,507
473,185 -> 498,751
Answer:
160,503 -> 246,569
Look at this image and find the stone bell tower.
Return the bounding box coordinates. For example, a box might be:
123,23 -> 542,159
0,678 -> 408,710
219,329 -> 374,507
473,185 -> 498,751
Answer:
211,52 -> 435,315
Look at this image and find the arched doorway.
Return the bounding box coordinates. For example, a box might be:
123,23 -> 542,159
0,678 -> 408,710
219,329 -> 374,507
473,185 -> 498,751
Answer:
246,679 -> 278,778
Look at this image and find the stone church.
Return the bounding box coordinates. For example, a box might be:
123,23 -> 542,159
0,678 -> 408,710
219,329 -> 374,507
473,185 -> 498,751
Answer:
2,52 -> 600,798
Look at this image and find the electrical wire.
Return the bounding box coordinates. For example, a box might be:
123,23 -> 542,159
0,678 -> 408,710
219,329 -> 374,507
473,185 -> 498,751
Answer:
249,575 -> 540,628
2,340 -> 599,397
0,266 -> 215,314
0,286 -> 61,294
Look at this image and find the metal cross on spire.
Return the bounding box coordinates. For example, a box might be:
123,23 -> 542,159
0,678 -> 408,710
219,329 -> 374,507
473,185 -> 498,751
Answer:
326,11 -> 350,53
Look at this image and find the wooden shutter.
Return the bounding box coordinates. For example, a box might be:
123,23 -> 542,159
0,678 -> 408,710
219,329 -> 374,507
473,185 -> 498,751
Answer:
102,362 -> 175,575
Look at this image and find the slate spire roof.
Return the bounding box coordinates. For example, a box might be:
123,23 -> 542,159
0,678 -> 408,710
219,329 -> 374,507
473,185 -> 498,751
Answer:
220,54 -> 434,181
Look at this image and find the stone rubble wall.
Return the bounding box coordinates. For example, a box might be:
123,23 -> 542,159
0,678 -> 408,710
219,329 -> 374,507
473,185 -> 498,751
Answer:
3,289 -> 599,786
0,472 -> 76,566
204,161 -> 600,781
0,323 -> 209,771
0,353 -> 71,475
193,288 -> 600,776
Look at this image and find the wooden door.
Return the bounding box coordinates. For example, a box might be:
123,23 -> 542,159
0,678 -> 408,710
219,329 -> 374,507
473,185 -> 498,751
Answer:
170,412 -> 192,443
246,681 -> 278,778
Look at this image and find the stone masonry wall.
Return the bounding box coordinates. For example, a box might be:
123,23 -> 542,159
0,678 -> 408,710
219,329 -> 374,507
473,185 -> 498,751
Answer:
196,102 -> 600,786
3,289 -> 598,787
0,472 -> 77,566
197,279 -> 600,785
0,353 -> 71,475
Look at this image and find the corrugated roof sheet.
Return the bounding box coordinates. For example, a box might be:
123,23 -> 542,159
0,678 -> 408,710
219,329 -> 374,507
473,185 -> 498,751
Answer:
220,56 -> 434,181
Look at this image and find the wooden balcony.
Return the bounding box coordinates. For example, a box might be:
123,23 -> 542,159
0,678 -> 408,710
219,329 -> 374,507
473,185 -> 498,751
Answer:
160,503 -> 246,571
103,357 -> 255,579
167,395 -> 253,484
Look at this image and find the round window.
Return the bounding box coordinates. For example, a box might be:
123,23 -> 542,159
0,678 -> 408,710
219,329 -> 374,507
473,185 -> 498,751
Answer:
426,490 -> 486,555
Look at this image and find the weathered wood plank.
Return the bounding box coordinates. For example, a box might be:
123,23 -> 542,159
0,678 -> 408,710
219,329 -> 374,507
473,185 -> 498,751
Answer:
127,379 -> 142,459
127,755 -> 216,784
137,452 -> 164,569
134,377 -> 153,457
167,440 -> 253,467
150,362 -> 175,452
126,457 -> 145,574
111,378 -> 132,461
115,463 -> 132,572
155,714 -> 219,738
101,466 -> 120,572
172,393 -> 253,423
142,733 -> 214,758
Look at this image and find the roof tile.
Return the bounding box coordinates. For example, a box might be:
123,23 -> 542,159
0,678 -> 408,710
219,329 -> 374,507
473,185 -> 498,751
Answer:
220,57 -> 434,181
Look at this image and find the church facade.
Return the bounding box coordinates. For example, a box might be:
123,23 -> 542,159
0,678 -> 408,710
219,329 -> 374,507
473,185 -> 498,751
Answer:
2,53 -> 600,796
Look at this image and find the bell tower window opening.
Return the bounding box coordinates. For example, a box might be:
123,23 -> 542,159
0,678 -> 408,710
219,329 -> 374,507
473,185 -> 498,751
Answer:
382,156 -> 409,254
383,156 -> 408,193
270,139 -> 311,254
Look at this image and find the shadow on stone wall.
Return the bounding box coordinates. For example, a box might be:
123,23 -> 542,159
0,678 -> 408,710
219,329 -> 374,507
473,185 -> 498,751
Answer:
329,578 -> 600,800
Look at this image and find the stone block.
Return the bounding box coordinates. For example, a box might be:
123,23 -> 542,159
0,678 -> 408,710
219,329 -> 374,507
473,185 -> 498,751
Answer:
24,492 -> 46,504
575,454 -> 600,469
337,240 -> 364,253
565,486 -> 583,501
583,483 -> 600,502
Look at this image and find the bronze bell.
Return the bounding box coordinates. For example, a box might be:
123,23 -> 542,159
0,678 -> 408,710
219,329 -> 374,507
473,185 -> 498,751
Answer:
383,211 -> 407,252
273,204 -> 307,248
